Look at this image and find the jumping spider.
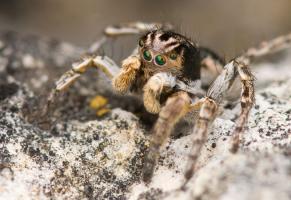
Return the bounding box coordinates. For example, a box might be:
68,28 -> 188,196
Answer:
48,22 -> 291,186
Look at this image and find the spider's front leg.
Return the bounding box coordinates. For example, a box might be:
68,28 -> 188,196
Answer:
41,55 -> 121,117
55,55 -> 120,91
142,91 -> 191,182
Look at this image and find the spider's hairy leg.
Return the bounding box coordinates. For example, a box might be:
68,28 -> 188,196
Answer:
42,55 -> 120,117
206,59 -> 255,153
230,59 -> 255,153
112,55 -> 141,93
55,55 -> 120,91
181,60 -> 254,187
104,22 -> 173,37
142,91 -> 191,182
182,97 -> 218,189
245,32 -> 291,59
143,72 -> 177,114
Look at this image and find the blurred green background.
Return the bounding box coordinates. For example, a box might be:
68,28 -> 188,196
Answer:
0,0 -> 291,59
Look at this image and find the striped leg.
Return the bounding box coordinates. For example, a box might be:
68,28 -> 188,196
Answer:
142,91 -> 191,182
206,59 -> 255,153
230,59 -> 255,153
182,97 -> 218,189
182,59 -> 255,187
55,55 -> 120,91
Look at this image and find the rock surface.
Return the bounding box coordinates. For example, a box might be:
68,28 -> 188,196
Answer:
0,32 -> 290,200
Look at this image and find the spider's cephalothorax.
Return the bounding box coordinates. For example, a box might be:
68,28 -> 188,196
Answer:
52,22 -> 290,188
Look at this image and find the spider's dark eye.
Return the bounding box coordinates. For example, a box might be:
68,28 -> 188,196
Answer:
143,50 -> 152,61
169,53 -> 177,60
155,55 -> 166,65
139,40 -> 144,47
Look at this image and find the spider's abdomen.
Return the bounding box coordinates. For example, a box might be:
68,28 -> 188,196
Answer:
179,42 -> 202,81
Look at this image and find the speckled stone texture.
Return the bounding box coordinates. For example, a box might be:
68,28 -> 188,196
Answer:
0,32 -> 290,200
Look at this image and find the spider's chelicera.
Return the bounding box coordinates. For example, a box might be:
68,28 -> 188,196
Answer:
49,22 -> 291,187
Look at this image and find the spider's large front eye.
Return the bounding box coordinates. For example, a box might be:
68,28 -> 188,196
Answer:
143,50 -> 152,61
155,55 -> 166,66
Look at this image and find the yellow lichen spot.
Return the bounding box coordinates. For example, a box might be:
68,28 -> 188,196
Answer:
96,108 -> 110,117
90,95 -> 108,110
90,95 -> 111,117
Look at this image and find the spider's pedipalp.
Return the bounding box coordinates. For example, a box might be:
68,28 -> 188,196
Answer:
112,55 -> 141,94
143,72 -> 177,113
142,91 -> 191,182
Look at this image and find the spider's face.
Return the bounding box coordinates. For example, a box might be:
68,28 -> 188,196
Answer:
138,30 -> 185,71
138,29 -> 201,81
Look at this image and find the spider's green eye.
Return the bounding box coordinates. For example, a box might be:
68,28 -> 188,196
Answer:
155,55 -> 166,65
169,53 -> 177,60
139,40 -> 144,47
143,50 -> 152,61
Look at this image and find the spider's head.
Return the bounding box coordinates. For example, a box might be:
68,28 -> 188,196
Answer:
138,29 -> 201,80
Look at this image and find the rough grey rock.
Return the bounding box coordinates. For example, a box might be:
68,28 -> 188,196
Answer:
0,108 -> 147,199
0,32 -> 290,200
